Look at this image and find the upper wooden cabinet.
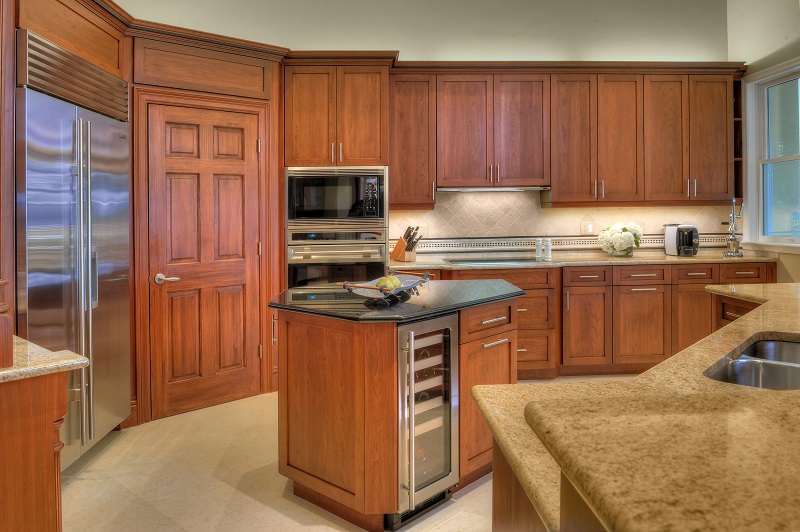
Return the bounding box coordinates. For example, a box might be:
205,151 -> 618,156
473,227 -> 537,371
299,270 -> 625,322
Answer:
390,74 -> 436,209
550,74 -> 597,201
437,74 -> 550,189
284,65 -> 389,166
546,72 -> 735,205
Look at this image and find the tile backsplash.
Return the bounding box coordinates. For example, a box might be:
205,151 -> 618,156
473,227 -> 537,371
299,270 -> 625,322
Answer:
389,191 -> 733,239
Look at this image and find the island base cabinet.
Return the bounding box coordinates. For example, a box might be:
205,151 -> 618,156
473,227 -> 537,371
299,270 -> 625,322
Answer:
672,284 -> 715,353
492,440 -> 548,532
277,311 -> 398,519
612,285 -> 671,364
0,371 -> 67,532
459,330 -> 517,484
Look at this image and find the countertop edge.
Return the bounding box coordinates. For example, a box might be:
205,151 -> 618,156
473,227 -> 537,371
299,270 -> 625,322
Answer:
0,338 -> 89,384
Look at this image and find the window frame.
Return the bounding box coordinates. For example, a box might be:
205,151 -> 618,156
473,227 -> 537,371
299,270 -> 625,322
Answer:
744,57 -> 800,252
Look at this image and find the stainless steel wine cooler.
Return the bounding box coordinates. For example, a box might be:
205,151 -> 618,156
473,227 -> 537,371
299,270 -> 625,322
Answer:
389,313 -> 459,529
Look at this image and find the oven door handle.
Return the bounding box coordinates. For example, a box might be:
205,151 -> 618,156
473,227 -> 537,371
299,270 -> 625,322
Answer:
288,248 -> 385,262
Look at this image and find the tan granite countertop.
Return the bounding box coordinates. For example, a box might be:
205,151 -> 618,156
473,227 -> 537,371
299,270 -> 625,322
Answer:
472,281 -> 800,531
392,249 -> 777,271
0,336 -> 88,383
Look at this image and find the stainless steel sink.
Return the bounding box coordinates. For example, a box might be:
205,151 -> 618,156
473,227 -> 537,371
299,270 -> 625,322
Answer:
740,340 -> 800,365
705,341 -> 800,390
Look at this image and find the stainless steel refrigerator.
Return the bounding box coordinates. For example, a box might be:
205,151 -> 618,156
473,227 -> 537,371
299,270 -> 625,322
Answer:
16,30 -> 131,470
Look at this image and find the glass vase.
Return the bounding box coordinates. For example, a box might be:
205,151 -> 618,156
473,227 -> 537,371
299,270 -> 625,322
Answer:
612,247 -> 634,257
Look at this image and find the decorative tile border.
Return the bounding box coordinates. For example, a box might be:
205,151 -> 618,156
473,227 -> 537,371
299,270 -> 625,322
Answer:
390,234 -> 732,253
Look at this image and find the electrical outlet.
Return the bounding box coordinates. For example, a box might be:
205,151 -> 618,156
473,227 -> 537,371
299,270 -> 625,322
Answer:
580,221 -> 595,235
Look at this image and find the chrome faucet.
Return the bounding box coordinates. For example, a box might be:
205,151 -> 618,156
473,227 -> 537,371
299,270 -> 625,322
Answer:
723,198 -> 745,258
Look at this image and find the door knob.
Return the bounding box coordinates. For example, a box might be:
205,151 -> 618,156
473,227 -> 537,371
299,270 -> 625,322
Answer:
154,273 -> 180,284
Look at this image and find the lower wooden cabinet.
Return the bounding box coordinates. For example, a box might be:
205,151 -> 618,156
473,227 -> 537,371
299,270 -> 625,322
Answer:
612,285 -> 671,364
714,294 -> 760,330
562,285 -> 613,365
459,330 -> 517,482
672,284 -> 715,353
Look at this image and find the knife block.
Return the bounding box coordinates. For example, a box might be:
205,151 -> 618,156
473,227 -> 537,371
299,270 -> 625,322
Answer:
0,315 -> 12,369
390,237 -> 416,262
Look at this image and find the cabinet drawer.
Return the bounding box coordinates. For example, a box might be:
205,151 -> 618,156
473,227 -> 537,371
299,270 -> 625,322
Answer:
672,264 -> 719,284
516,289 -> 557,330
715,295 -> 760,328
719,263 -> 767,284
517,329 -> 559,367
613,265 -> 671,285
447,267 -> 558,289
459,299 -> 517,344
563,266 -> 612,286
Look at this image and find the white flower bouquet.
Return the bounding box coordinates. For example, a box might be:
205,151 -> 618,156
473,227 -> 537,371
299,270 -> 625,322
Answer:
597,222 -> 643,256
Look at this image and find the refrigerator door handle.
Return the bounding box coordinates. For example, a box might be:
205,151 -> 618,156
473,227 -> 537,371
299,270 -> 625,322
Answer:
85,119 -> 95,440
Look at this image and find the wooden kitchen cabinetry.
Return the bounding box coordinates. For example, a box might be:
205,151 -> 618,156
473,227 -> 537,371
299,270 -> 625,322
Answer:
689,75 -> 733,200
671,264 -> 719,353
644,75 -> 689,201
562,267 -> 612,366
714,295 -> 761,330
458,299 -> 517,486
390,74 -> 436,208
444,268 -> 561,379
437,74 -> 550,188
285,65 -> 389,166
612,265 -> 672,364
598,74 -> 644,201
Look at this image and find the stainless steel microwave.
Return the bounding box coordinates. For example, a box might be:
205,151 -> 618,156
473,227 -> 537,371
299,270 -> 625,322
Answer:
286,166 -> 388,224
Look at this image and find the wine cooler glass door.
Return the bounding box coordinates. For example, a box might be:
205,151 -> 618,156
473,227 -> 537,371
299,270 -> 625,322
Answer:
398,313 -> 459,514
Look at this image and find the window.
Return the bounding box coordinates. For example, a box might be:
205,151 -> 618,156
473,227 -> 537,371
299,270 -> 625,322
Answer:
745,60 -> 800,249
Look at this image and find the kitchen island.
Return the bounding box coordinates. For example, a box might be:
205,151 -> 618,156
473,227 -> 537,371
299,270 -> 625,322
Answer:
473,282 -> 800,531
269,279 -> 524,531
0,336 -> 87,531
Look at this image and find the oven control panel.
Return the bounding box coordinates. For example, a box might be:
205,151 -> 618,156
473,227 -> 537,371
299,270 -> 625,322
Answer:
364,177 -> 379,217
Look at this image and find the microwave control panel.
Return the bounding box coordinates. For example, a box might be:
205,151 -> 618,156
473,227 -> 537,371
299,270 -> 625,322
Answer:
364,177 -> 379,217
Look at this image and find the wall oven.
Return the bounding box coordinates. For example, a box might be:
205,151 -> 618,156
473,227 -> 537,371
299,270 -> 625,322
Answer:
389,313 -> 459,529
286,167 -> 388,289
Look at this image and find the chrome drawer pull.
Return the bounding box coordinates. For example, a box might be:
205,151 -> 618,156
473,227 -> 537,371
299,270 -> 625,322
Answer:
687,272 -> 707,276
517,348 -> 528,352
630,273 -> 657,277
735,271 -> 755,275
630,288 -> 657,291
517,308 -> 528,312
482,316 -> 507,325
726,311 -> 742,318
483,338 -> 510,349
579,275 -> 599,279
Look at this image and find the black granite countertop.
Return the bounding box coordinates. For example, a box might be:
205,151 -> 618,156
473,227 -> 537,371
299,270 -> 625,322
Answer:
268,279 -> 525,322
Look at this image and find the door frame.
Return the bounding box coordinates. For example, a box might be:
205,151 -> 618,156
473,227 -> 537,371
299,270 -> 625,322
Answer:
133,87 -> 275,425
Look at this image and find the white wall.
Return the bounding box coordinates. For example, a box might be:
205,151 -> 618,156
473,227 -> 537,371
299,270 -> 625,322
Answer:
116,0 -> 729,61
727,0 -> 800,73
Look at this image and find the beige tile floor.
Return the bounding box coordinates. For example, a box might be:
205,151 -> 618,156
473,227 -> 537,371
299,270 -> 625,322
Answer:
61,375 -> 632,531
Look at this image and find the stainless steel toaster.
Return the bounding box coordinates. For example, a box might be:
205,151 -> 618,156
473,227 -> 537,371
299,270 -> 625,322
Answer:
664,224 -> 699,256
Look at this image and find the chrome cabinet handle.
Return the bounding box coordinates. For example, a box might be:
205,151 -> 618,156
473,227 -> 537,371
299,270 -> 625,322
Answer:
489,164 -> 493,184
579,275 -> 599,279
483,338 -> 509,349
271,315 -> 278,345
630,273 -> 657,277
517,308 -> 528,312
726,311 -> 742,318
154,273 -> 181,284
517,348 -> 528,352
482,316 -> 507,325
339,143 -> 343,163
601,180 -> 605,198
631,288 -> 657,291
496,164 -> 500,183
694,179 -> 697,197
331,143 -> 335,163
566,290 -> 570,311
407,331 -> 416,510
735,271 -> 756,275
687,272 -> 707,276
594,179 -> 598,198
687,179 -> 690,198
432,182 -> 435,201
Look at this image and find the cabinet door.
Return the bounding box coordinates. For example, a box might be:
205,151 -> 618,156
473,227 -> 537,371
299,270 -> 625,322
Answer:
284,66 -> 337,166
337,65 -> 389,165
689,75 -> 733,201
562,286 -> 612,365
672,284 -> 714,354
517,329 -> 559,374
389,75 -> 436,208
459,331 -> 517,479
613,285 -> 671,364
517,289 -> 556,330
551,74 -> 597,202
597,75 -> 643,201
437,75 -> 494,187
644,75 -> 689,201
494,74 -> 550,187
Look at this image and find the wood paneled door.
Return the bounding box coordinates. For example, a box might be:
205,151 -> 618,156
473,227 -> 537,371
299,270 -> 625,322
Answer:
148,103 -> 261,419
